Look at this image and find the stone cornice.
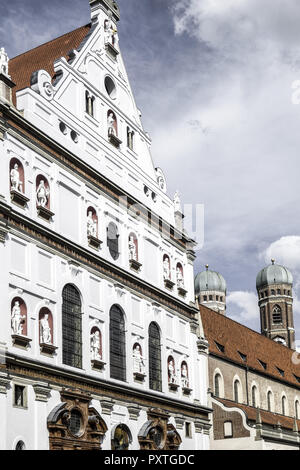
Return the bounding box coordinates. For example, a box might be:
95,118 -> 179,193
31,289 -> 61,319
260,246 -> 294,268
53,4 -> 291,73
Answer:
0,105 -> 195,252
2,355 -> 212,421
0,201 -> 198,320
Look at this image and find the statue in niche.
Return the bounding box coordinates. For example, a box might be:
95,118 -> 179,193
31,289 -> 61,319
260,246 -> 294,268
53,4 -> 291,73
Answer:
90,329 -> 102,361
133,344 -> 145,375
10,163 -> 23,193
107,112 -> 116,136
11,301 -> 26,336
173,191 -> 182,213
104,16 -> 118,46
87,211 -> 97,238
129,235 -> 137,261
168,358 -> 177,384
36,179 -> 50,207
163,257 -> 171,280
181,363 -> 189,388
176,266 -> 184,288
40,313 -> 52,344
0,47 -> 9,76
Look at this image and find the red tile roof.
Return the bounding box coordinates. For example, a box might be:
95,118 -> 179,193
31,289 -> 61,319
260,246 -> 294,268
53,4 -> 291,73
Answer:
200,304 -> 300,387
9,24 -> 91,104
216,397 -> 300,431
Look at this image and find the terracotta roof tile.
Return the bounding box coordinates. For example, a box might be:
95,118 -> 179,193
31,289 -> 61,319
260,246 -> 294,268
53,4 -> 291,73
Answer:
200,304 -> 300,387
9,24 -> 91,104
216,397 -> 300,431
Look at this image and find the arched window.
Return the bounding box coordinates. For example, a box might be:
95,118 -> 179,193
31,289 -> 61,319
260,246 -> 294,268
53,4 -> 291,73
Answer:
267,391 -> 273,412
234,380 -> 241,403
214,373 -> 222,398
110,305 -> 126,381
295,400 -> 300,419
273,305 -> 282,324
62,285 -> 82,369
149,322 -> 162,392
282,396 -> 287,416
107,222 -> 119,260
252,386 -> 258,408
15,440 -> 26,450
111,424 -> 132,451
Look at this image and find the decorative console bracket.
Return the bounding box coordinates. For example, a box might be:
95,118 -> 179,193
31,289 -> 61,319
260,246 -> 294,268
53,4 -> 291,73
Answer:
10,190 -> 29,208
91,359 -> 106,371
105,43 -> 119,60
129,259 -> 142,272
37,206 -> 54,222
88,235 -> 103,251
168,382 -> 180,391
109,134 -> 122,149
40,343 -> 58,356
133,371 -> 146,382
164,279 -> 175,290
12,334 -> 32,349
178,287 -> 188,298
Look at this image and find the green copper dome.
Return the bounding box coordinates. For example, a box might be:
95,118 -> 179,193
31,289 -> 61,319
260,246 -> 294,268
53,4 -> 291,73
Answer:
195,266 -> 227,297
256,260 -> 293,289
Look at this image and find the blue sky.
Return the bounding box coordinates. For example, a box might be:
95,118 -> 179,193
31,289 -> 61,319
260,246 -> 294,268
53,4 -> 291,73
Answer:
2,0 -> 300,337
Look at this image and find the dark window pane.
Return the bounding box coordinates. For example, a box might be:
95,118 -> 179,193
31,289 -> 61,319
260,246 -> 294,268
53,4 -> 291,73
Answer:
62,285 -> 82,369
110,305 -> 126,381
149,322 -> 162,391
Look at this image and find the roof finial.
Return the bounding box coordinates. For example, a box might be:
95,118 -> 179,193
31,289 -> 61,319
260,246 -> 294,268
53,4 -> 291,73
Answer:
205,264 -> 209,271
271,259 -> 275,265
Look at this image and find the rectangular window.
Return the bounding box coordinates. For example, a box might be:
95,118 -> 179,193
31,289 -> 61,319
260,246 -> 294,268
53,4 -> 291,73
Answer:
14,385 -> 26,408
185,422 -> 192,438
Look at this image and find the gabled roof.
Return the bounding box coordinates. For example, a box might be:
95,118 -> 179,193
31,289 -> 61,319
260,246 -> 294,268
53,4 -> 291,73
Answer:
200,304 -> 300,388
9,24 -> 92,104
215,397 -> 300,432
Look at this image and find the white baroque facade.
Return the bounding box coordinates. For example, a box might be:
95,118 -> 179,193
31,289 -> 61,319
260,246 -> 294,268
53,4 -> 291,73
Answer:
0,0 -> 211,450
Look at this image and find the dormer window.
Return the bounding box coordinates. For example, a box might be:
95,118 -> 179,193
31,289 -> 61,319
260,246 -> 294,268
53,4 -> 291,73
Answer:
85,91 -> 95,117
215,341 -> 225,353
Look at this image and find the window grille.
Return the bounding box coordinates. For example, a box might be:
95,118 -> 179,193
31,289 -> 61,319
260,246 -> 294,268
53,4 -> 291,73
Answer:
110,305 -> 126,381
62,285 -> 82,369
15,441 -> 25,450
107,222 -> 119,260
69,409 -> 82,436
149,322 -> 162,392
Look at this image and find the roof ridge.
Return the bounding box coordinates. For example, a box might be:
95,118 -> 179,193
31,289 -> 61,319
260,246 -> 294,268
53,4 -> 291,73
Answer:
11,23 -> 91,61
201,303 -> 294,353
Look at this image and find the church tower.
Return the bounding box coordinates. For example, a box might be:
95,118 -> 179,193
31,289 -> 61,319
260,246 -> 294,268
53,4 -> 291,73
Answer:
195,265 -> 227,314
256,260 -> 295,348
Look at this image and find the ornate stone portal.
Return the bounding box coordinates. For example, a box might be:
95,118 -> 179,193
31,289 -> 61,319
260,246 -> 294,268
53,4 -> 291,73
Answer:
47,389 -> 107,450
138,408 -> 181,451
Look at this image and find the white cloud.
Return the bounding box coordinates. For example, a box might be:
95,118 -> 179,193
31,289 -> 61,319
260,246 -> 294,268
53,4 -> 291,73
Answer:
262,236 -> 300,273
227,291 -> 258,323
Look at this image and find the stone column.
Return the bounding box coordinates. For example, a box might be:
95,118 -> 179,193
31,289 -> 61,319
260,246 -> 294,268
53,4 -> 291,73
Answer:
33,382 -> 52,450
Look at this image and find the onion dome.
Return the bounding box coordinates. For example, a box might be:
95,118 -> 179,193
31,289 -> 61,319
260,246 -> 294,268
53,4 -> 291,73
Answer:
256,259 -> 293,290
195,265 -> 227,297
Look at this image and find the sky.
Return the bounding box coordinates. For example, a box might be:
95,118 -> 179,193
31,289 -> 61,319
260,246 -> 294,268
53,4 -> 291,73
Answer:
1,0 -> 300,337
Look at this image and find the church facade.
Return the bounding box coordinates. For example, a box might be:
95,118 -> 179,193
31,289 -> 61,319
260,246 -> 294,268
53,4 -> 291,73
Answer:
0,0 -> 211,451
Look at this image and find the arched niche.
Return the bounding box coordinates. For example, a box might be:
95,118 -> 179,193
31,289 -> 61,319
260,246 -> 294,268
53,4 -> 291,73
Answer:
128,232 -> 141,271
168,356 -> 178,390
90,326 -> 104,370
107,110 -> 118,136
10,158 -> 25,192
111,423 -> 133,451
39,307 -> 56,355
133,342 -> 146,380
36,174 -> 50,209
181,361 -> 190,391
163,255 -> 171,280
11,297 -> 27,336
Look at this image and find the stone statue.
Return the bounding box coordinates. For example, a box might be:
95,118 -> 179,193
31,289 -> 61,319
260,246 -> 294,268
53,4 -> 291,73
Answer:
40,314 -> 52,344
168,359 -> 177,384
173,191 -> 182,213
0,47 -> 9,76
11,301 -> 26,336
133,344 -> 145,375
36,180 -> 50,207
10,163 -> 23,193
176,266 -> 184,288
181,364 -> 189,388
104,16 -> 118,46
87,211 -> 97,238
90,330 -> 102,361
163,257 -> 171,280
107,112 -> 116,136
129,235 -> 137,261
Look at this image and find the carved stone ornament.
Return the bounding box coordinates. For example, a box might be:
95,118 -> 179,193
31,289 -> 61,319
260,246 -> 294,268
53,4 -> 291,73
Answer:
31,70 -> 54,101
47,389 -> 108,450
138,408 -> 182,451
155,168 -> 167,194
